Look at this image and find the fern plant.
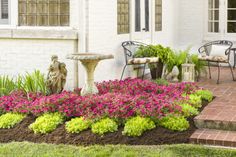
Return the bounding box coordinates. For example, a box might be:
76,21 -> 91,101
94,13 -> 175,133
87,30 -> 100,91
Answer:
166,48 -> 206,80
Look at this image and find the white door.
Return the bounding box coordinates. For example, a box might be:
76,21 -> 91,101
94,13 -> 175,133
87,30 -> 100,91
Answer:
130,0 -> 153,44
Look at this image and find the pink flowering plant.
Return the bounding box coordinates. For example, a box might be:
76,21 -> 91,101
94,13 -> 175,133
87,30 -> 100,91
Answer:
0,78 -> 200,122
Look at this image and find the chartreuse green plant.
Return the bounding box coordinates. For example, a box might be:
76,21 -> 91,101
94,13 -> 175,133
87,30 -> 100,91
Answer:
158,115 -> 189,131
91,118 -> 118,136
188,94 -> 202,108
0,113 -> 26,129
122,116 -> 156,137
194,90 -> 213,102
29,112 -> 64,134
178,103 -> 199,117
65,117 -> 92,134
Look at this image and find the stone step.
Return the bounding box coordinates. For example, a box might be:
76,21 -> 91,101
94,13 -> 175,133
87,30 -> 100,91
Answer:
190,129 -> 236,147
194,106 -> 236,131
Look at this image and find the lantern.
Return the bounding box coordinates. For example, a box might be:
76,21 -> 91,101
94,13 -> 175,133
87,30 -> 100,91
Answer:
182,63 -> 195,82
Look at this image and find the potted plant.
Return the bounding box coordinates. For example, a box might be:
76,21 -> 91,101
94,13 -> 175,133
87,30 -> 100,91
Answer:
134,44 -> 174,79
165,48 -> 206,81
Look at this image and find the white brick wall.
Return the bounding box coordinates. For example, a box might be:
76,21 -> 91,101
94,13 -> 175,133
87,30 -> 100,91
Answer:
0,0 -> 215,90
175,0 -> 205,52
0,39 -> 76,90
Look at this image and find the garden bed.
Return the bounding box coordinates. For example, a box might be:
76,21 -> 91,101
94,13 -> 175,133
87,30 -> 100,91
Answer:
0,78 -> 213,145
0,100 -> 208,146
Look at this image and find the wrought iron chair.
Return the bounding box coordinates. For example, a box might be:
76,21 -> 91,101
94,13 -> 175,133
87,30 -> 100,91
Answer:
198,40 -> 235,84
120,41 -> 159,80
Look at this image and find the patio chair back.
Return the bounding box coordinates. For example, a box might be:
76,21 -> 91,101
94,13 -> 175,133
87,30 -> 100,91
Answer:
121,41 -> 147,65
198,40 -> 233,61
198,40 -> 235,84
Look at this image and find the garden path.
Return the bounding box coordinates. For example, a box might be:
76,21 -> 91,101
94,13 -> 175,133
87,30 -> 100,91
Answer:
190,67 -> 236,147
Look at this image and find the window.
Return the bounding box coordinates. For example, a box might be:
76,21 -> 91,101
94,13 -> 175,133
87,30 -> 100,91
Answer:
208,0 -> 219,33
144,0 -> 149,31
18,0 -> 70,26
155,0 -> 162,31
227,0 -> 236,33
0,0 -> 9,24
117,0 -> 130,34
207,0 -> 236,34
135,0 -> 141,32
134,0 -> 150,32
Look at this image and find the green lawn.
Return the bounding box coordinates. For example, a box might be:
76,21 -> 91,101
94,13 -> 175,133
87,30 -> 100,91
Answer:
0,142 -> 235,157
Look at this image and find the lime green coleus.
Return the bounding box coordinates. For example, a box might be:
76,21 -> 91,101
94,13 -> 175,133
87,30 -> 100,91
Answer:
194,90 -> 213,102
0,113 -> 26,129
122,116 -> 156,137
158,115 -> 189,131
65,117 -> 92,134
29,112 -> 64,134
91,118 -> 118,136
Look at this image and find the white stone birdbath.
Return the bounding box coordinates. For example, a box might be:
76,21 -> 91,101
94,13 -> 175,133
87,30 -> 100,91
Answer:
67,53 -> 114,96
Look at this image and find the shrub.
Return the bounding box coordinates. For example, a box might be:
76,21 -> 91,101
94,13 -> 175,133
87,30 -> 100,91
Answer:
122,116 -> 156,137
0,113 -> 26,129
194,90 -> 213,102
158,116 -> 189,131
188,94 -> 202,108
153,78 -> 169,86
91,118 -> 118,135
65,117 -> 92,134
178,103 -> 199,117
29,112 -> 64,134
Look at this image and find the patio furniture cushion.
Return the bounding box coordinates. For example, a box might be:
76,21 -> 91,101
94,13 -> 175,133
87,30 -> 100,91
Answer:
210,45 -> 229,57
128,57 -> 159,64
198,55 -> 228,62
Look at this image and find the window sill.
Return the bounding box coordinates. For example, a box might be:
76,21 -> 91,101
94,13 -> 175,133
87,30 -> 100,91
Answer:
0,27 -> 78,40
204,33 -> 236,43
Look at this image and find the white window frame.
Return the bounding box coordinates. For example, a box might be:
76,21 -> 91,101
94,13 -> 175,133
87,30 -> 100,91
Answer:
225,0 -> 236,37
0,0 -> 77,30
205,0 -> 236,41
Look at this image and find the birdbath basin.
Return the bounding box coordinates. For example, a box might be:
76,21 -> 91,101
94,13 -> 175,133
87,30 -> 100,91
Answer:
67,53 -> 114,96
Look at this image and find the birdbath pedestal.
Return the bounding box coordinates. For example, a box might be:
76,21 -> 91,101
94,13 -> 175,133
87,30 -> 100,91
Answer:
67,53 -> 114,96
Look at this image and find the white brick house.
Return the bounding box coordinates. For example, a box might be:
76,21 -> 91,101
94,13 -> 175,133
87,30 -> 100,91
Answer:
0,0 -> 235,89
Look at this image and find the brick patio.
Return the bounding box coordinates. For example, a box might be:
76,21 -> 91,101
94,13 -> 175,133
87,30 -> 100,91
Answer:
190,66 -> 236,147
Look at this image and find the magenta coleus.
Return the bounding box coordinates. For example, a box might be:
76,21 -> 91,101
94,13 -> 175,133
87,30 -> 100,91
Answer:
0,78 -> 198,119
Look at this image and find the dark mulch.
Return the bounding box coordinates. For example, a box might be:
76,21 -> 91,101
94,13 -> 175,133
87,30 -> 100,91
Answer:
0,100 -> 209,146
